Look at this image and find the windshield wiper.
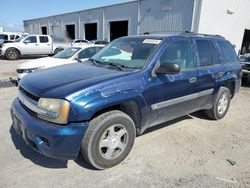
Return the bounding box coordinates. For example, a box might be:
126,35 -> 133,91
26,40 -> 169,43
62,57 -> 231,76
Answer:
107,63 -> 127,72
89,59 -> 128,72
89,58 -> 104,65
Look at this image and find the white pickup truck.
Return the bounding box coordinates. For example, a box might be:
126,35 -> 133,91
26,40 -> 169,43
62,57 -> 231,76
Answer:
0,35 -> 68,60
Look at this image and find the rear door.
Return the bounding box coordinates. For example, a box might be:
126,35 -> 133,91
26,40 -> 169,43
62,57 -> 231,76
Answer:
194,39 -> 224,107
38,36 -> 52,54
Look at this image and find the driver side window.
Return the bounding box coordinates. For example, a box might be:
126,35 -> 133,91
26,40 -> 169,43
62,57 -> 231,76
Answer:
160,40 -> 195,70
24,36 -> 37,43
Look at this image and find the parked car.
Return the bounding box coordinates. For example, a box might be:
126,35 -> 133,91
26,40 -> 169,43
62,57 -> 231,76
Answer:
11,34 -> 241,169
239,53 -> 250,83
70,39 -> 90,47
92,40 -> 109,45
0,35 -> 68,60
0,32 -> 28,45
15,44 -> 104,80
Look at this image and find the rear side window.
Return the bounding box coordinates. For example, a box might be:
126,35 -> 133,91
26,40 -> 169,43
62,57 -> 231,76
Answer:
216,41 -> 238,63
39,36 -> 49,43
160,40 -> 195,70
196,40 -> 213,67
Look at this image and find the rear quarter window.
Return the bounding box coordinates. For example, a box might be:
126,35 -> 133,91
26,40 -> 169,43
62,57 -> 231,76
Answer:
216,41 -> 238,63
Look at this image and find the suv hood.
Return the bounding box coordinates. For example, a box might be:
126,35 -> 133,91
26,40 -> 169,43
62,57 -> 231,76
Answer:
17,57 -> 73,69
20,63 -> 129,99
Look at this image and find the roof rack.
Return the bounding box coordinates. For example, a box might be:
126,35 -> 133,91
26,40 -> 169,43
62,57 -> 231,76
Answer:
181,31 -> 225,39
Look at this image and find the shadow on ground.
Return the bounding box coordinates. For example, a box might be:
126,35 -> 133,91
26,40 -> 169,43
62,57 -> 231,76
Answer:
142,111 -> 211,136
0,55 -> 48,61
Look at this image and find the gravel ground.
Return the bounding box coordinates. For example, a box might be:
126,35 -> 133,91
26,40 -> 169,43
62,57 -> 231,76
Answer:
0,59 -> 250,188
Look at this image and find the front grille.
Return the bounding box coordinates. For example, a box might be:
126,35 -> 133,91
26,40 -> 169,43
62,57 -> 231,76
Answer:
19,86 -> 39,102
17,69 -> 24,74
19,100 -> 37,117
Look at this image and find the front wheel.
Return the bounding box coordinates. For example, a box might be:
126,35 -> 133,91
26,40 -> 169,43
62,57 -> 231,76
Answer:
205,87 -> 231,120
81,110 -> 136,169
5,48 -> 20,60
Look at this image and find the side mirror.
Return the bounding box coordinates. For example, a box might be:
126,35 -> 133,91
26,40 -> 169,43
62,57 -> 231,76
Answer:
155,62 -> 180,75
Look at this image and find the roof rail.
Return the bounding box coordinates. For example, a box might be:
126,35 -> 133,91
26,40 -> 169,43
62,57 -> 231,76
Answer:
181,31 -> 225,39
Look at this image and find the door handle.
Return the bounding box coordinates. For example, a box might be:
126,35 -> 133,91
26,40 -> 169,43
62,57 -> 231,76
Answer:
189,77 -> 197,83
35,44 -> 39,46
218,72 -> 224,77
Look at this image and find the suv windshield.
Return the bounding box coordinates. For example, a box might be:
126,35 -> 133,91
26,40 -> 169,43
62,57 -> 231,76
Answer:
92,37 -> 162,69
53,47 -> 81,59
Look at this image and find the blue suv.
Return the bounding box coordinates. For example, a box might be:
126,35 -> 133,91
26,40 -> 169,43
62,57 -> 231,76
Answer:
11,33 -> 241,169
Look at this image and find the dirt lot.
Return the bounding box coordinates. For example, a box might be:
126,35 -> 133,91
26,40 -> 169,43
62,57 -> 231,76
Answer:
0,59 -> 250,188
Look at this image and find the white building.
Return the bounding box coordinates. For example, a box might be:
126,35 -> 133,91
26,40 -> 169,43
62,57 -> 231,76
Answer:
23,0 -> 250,53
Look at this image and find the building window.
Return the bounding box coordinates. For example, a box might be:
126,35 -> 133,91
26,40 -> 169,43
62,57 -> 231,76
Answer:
161,0 -> 172,11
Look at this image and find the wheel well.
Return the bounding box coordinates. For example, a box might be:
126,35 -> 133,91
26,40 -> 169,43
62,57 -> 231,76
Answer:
222,80 -> 235,98
5,47 -> 21,56
91,101 -> 142,130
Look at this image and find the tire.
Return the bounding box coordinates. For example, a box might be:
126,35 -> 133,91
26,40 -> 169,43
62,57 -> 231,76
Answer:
81,110 -> 136,169
242,77 -> 248,84
5,48 -> 20,60
53,48 -> 62,55
205,87 -> 231,120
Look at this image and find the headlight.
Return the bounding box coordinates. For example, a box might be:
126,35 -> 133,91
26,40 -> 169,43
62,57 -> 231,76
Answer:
37,98 -> 70,124
22,67 -> 44,73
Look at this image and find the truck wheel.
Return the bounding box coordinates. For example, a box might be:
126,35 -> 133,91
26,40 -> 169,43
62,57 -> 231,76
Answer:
205,87 -> 231,120
5,48 -> 20,60
53,48 -> 62,55
242,77 -> 248,84
81,110 -> 136,169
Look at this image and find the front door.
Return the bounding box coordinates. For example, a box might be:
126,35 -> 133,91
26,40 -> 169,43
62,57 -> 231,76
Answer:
21,36 -> 40,55
143,39 -> 200,127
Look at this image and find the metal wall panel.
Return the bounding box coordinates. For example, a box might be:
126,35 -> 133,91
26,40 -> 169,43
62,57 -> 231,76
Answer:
23,0 -> 195,40
198,0 -> 250,53
139,0 -> 195,34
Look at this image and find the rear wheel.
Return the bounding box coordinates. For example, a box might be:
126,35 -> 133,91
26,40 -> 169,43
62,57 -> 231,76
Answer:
81,110 -> 136,169
205,87 -> 231,120
5,48 -> 20,60
53,48 -> 63,55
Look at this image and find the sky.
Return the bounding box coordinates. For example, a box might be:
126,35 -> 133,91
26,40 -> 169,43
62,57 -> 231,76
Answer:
0,0 -> 129,32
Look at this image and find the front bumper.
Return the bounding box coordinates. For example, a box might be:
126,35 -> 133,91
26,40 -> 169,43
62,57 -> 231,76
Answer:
11,98 -> 88,160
